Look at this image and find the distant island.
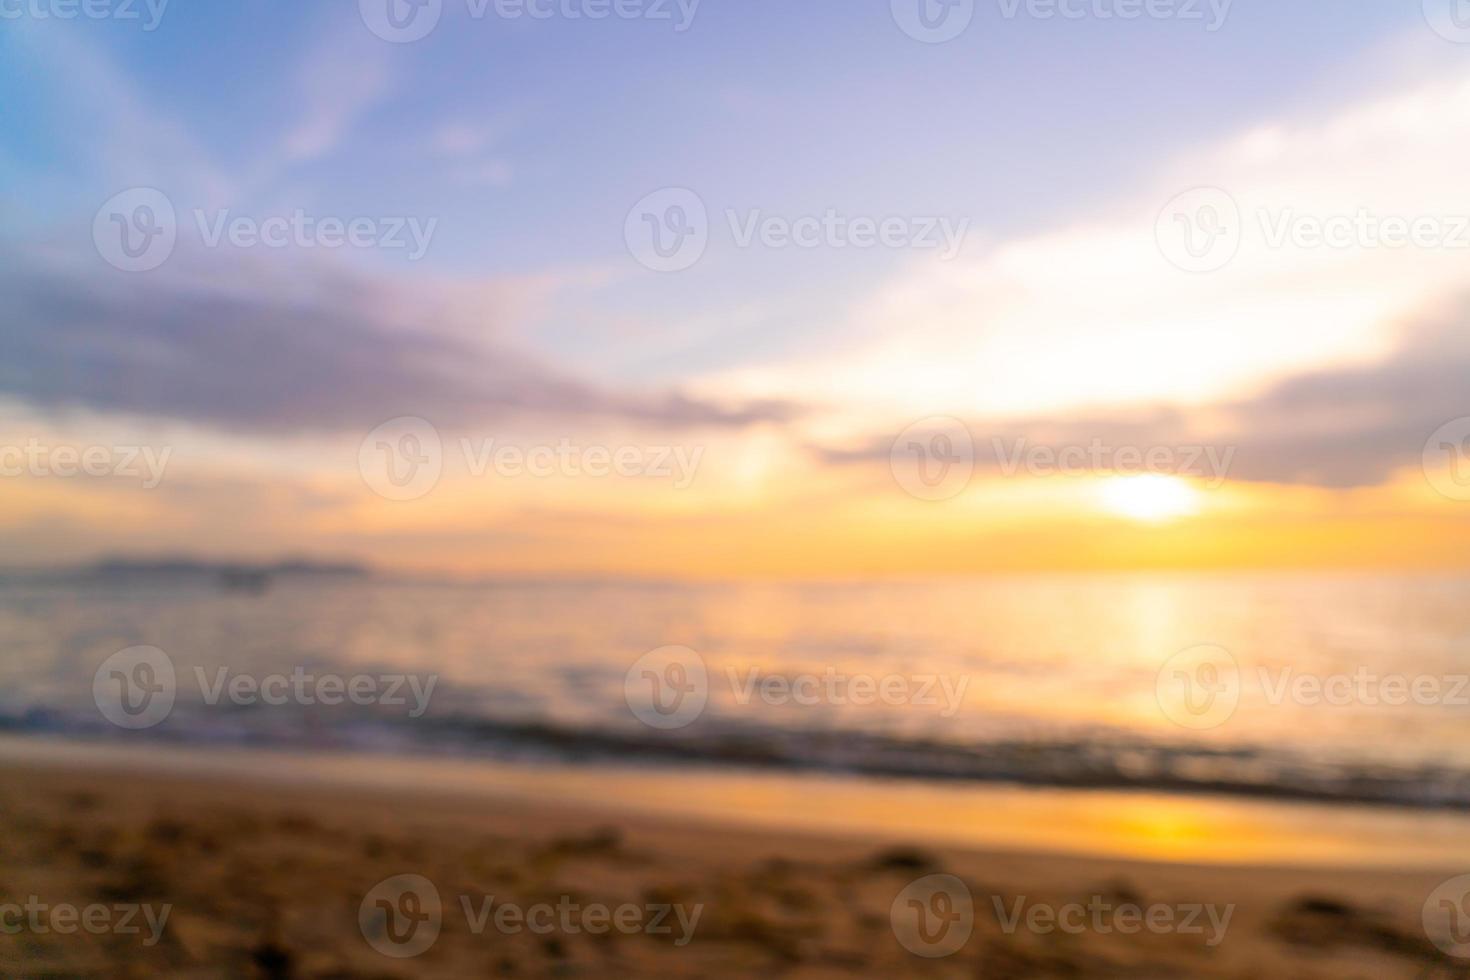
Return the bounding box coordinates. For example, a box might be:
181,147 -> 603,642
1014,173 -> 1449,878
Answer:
69,557 -> 372,594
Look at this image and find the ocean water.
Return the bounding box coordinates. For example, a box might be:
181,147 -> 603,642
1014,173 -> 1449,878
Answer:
3,571 -> 1468,808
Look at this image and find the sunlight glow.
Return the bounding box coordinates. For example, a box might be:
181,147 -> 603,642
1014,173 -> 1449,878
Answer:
1098,475 -> 1201,523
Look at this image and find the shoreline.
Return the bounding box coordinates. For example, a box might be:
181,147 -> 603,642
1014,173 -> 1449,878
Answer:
4,733 -> 1468,871
2,735 -> 1463,976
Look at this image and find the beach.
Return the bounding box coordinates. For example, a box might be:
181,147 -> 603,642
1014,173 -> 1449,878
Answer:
1,739 -> 1461,978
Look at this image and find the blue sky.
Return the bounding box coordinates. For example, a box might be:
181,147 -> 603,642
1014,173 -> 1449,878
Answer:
1,1 -> 1428,295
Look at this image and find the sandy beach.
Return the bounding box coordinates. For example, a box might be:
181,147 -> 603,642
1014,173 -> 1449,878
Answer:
1,741 -> 1462,978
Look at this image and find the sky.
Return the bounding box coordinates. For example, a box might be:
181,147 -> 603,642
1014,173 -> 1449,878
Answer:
4,0 -> 1470,577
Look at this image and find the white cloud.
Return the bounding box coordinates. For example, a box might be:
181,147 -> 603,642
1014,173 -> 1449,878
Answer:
279,30 -> 392,164
695,65 -> 1470,433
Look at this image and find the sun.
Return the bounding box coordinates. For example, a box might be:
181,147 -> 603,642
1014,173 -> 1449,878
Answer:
1098,474 -> 1201,523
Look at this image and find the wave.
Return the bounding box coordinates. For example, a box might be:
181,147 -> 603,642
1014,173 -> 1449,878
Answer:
7,705 -> 1469,810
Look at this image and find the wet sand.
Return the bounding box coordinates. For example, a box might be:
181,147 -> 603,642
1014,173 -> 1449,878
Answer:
0,743 -> 1464,978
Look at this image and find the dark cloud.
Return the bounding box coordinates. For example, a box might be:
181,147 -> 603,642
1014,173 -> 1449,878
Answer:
816,300 -> 1470,489
0,251 -> 793,434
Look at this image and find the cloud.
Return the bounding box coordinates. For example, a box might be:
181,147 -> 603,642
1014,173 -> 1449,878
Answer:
279,29 -> 393,164
0,249 -> 794,436
1213,302 -> 1470,487
813,297 -> 1470,489
698,65 -> 1470,430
